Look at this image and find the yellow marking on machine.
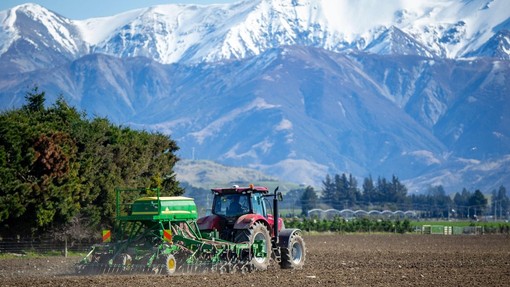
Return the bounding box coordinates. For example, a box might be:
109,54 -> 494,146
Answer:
131,211 -> 159,215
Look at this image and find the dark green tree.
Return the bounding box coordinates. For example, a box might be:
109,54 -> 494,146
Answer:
453,188 -> 472,218
362,175 -> 376,206
491,186 -> 509,220
334,173 -> 349,209
388,175 -> 407,204
376,177 -> 389,204
0,89 -> 182,237
321,173 -> 361,209
429,185 -> 452,218
321,174 -> 337,208
468,189 -> 488,218
301,186 -> 318,215
24,87 -> 45,113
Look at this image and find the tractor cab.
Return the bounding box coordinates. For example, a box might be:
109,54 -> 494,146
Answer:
197,185 -> 280,241
211,186 -> 268,219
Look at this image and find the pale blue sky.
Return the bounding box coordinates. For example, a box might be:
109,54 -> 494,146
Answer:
0,0 -> 238,19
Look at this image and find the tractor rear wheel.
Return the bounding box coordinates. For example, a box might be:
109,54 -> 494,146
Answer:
234,221 -> 272,270
280,232 -> 306,269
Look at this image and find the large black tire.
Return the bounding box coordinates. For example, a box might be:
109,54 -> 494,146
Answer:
280,232 -> 306,269
234,221 -> 272,270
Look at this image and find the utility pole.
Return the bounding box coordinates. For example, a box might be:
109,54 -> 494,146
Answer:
499,200 -> 502,220
494,200 -> 497,221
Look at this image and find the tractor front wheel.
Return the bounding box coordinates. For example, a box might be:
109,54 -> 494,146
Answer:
280,232 -> 306,269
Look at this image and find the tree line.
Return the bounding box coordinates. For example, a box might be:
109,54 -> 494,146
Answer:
0,89 -> 182,238
297,173 -> 509,220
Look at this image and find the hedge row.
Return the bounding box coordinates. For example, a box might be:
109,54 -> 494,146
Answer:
284,217 -> 412,233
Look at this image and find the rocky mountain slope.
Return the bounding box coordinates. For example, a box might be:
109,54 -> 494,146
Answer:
0,0 -> 509,193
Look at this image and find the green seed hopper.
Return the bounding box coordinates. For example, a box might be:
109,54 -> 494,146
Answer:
124,196 -> 198,220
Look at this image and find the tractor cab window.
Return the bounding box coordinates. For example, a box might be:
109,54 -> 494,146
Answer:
251,193 -> 266,217
264,197 -> 273,216
213,194 -> 249,217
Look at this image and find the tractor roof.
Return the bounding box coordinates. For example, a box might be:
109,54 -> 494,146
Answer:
211,185 -> 269,195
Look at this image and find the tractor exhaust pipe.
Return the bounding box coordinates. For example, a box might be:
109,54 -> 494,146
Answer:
273,186 -> 280,244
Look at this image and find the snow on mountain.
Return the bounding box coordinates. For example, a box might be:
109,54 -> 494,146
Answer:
466,29 -> 510,59
82,0 -> 510,61
74,9 -> 143,46
0,3 -> 87,74
0,1 -> 509,192
1,0 -> 510,68
3,3 -> 83,55
0,9 -> 15,55
364,26 -> 434,57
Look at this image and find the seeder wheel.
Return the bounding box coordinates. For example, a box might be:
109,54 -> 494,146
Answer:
164,254 -> 177,275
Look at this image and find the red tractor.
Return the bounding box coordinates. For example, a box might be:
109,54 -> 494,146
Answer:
197,185 -> 306,270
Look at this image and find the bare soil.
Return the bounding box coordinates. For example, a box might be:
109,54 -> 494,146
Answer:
1,234 -> 509,286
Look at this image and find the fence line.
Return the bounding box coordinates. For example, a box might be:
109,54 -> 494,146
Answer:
420,225 -> 487,235
0,237 -> 97,255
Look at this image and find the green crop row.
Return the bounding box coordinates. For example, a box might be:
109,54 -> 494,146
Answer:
284,217 -> 510,234
284,217 -> 412,233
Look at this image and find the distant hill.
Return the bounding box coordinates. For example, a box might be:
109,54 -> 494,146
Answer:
175,159 -> 303,193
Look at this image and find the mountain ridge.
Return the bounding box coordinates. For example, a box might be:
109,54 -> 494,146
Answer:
0,1 -> 509,193
2,0 -> 510,72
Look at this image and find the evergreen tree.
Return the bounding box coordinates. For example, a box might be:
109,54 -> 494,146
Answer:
24,87 -> 45,113
491,186 -> 509,220
301,186 -> 318,216
347,174 -> 360,206
376,177 -> 389,204
468,190 -> 487,218
321,174 -> 336,208
334,173 -> 349,209
0,89 -> 182,237
389,175 -> 407,204
321,173 -> 361,209
453,188 -> 472,218
426,185 -> 452,218
362,175 -> 376,206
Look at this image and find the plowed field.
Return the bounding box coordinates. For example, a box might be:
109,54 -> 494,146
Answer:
1,234 -> 509,286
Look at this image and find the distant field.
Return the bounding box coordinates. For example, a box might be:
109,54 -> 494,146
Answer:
411,220 -> 509,228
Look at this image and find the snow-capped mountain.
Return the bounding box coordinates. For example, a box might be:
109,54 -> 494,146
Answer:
81,0 -> 510,62
0,3 -> 87,74
466,29 -> 510,59
0,0 -> 509,193
2,0 -> 510,71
